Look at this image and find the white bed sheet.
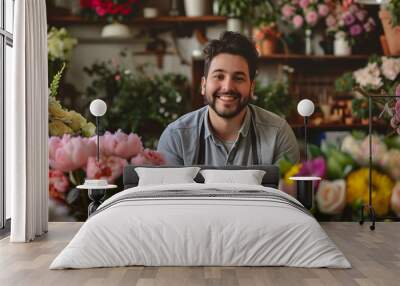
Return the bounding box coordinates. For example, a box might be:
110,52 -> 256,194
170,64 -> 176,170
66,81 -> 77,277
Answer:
50,183 -> 351,269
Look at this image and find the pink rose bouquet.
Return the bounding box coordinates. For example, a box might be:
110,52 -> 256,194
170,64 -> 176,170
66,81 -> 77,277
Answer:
278,0 -> 335,31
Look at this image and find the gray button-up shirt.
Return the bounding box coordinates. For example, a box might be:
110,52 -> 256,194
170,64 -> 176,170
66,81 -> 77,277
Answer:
157,104 -> 300,166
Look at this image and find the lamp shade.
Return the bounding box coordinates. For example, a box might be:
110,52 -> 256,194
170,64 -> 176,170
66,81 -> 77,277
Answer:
297,99 -> 315,117
90,99 -> 107,117
354,0 -> 385,4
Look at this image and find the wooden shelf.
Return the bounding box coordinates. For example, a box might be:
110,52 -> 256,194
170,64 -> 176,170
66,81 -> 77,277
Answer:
48,15 -> 227,26
260,54 -> 369,60
291,122 -> 388,132
259,54 -> 369,64
192,54 -> 370,65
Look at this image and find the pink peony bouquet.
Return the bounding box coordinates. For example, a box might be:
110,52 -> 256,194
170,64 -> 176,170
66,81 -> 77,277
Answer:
49,130 -> 165,219
326,2 -> 375,46
278,0 -> 335,31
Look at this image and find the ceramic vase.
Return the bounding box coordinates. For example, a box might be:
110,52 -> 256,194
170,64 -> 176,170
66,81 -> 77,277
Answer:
334,31 -> 351,56
184,0 -> 209,16
227,18 -> 243,33
101,22 -> 131,38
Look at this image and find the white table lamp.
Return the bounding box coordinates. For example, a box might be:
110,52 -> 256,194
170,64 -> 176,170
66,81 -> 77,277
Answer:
297,99 -> 315,161
90,99 -> 107,162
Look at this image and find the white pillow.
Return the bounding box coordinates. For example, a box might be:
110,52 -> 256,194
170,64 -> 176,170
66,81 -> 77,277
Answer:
200,169 -> 266,185
135,167 -> 201,186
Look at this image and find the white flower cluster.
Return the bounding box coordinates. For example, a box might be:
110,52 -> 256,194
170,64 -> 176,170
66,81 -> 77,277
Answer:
158,93 -> 181,119
353,57 -> 400,90
48,27 -> 78,61
353,62 -> 382,89
381,57 -> 400,81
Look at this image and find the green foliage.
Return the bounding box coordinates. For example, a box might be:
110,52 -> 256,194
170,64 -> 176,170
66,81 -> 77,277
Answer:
384,135 -> 400,150
216,0 -> 276,24
334,72 -> 355,93
277,155 -> 294,175
351,98 -> 380,120
216,0 -> 252,18
321,142 -> 356,180
83,58 -> 190,147
388,0 -> 400,27
308,144 -> 324,159
253,80 -> 294,118
49,62 -> 66,97
252,0 -> 276,26
351,130 -> 366,141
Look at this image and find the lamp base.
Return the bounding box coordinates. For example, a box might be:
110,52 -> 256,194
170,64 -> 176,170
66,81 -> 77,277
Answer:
297,180 -> 314,210
87,189 -> 106,217
359,204 -> 376,231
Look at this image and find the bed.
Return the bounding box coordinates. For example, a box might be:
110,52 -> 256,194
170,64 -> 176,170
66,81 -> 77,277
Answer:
50,165 -> 351,269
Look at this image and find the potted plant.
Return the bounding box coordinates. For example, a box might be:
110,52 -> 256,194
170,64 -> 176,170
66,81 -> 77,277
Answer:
379,0 -> 400,55
83,53 -> 190,147
80,0 -> 142,38
254,25 -> 281,55
253,79 -> 294,118
216,0 -> 253,33
326,2 -> 376,56
252,1 -> 281,55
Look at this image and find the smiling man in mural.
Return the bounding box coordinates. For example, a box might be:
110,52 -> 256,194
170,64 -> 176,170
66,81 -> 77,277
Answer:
157,31 -> 299,166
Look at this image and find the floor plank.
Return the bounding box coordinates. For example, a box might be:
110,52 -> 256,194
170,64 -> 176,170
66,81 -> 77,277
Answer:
0,222 -> 399,286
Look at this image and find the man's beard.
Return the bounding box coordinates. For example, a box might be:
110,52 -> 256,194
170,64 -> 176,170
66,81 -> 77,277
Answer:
206,90 -> 251,119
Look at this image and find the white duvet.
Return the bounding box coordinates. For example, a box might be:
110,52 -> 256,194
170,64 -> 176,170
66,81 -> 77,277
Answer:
50,183 -> 351,269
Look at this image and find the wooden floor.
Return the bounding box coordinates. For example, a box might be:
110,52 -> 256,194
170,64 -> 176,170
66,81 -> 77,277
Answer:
0,222 -> 399,286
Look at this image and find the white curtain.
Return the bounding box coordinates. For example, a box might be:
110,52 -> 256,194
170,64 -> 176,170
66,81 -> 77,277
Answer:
8,0 -> 48,242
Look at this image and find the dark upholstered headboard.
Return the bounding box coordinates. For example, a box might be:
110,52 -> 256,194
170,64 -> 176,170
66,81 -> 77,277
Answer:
123,165 -> 280,189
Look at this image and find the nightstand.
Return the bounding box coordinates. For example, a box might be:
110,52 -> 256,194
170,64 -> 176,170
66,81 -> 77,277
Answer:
77,182 -> 117,216
289,176 -> 321,210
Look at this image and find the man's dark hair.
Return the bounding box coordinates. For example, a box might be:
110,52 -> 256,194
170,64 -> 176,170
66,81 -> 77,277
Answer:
203,31 -> 259,81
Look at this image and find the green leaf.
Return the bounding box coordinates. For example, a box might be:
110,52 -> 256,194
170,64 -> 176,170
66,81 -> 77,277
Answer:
326,157 -> 344,180
277,155 -> 294,175
308,144 -> 323,159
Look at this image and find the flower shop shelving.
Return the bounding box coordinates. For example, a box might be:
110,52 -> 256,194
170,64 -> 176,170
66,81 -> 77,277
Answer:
47,15 -> 227,26
47,15 -> 227,46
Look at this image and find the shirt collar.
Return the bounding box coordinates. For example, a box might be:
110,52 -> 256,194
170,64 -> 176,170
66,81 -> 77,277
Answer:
203,106 -> 251,140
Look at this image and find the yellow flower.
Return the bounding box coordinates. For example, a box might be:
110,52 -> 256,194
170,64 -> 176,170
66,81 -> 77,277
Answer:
284,164 -> 302,185
346,168 -> 394,216
68,111 -> 87,131
49,97 -> 69,119
49,120 -> 73,137
81,122 -> 96,137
